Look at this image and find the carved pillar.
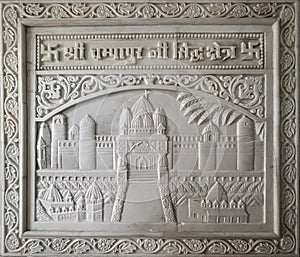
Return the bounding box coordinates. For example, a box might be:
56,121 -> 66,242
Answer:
157,145 -> 176,223
111,153 -> 128,222
158,183 -> 176,223
111,178 -> 128,222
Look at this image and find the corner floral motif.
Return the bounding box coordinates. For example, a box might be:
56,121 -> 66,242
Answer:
1,1 -> 297,256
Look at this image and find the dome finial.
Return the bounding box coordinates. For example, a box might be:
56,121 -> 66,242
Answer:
144,90 -> 150,99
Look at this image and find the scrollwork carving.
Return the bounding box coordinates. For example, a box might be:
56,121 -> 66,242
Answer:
36,74 -> 265,120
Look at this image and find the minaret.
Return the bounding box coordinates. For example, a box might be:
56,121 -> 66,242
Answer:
153,108 -> 166,134
119,107 -> 132,135
79,115 -> 96,170
85,181 -> 103,222
37,122 -> 51,169
51,114 -> 67,169
198,122 -> 218,171
69,124 -> 79,140
237,116 -> 254,171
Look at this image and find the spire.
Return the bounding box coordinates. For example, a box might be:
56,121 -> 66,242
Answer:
119,107 -> 132,133
153,107 -> 166,129
37,122 -> 51,169
69,124 -> 79,140
38,122 -> 51,145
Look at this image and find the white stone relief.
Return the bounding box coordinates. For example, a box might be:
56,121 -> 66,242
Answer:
1,1 -> 298,256
36,90 -> 265,226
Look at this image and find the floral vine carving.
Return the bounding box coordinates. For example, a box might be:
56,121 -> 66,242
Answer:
36,74 -> 264,120
1,1 -> 297,256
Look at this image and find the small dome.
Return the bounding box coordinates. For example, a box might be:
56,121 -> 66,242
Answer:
43,184 -> 63,202
237,116 -> 253,127
85,182 -> 103,203
52,114 -> 67,124
202,122 -> 219,134
80,114 -> 95,128
206,182 -> 228,202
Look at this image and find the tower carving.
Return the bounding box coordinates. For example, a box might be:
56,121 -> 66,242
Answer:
237,116 -> 254,171
79,115 -> 96,170
51,114 -> 67,169
37,122 -> 51,169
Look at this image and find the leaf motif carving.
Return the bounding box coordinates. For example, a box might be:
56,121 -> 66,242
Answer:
71,242 -> 91,254
283,119 -> 296,138
161,3 -> 181,15
117,3 -> 135,15
253,3 -> 274,15
164,242 -> 182,254
27,241 -> 44,254
176,92 -> 244,127
206,3 -> 226,15
283,71 -> 296,93
4,119 -> 16,138
208,242 -> 227,254
284,210 -> 296,229
5,166 -> 17,183
71,3 -> 90,15
283,165 -> 296,184
4,211 -> 16,229
254,242 -> 276,254
24,3 -> 44,15
117,242 -> 137,254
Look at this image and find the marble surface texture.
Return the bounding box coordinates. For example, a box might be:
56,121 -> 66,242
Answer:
0,0 -> 298,256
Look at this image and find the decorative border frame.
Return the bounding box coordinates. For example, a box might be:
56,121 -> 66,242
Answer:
0,1 -> 298,256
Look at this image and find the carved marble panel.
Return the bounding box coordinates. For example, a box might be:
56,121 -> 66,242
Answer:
0,1 -> 298,256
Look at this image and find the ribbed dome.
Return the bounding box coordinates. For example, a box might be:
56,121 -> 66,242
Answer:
85,182 -> 103,204
142,113 -> 154,128
202,122 -> 219,134
206,182 -> 228,202
43,184 -> 63,202
131,112 -> 154,129
131,93 -> 154,120
131,116 -> 143,129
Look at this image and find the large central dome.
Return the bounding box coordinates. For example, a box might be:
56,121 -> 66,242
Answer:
131,91 -> 154,119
